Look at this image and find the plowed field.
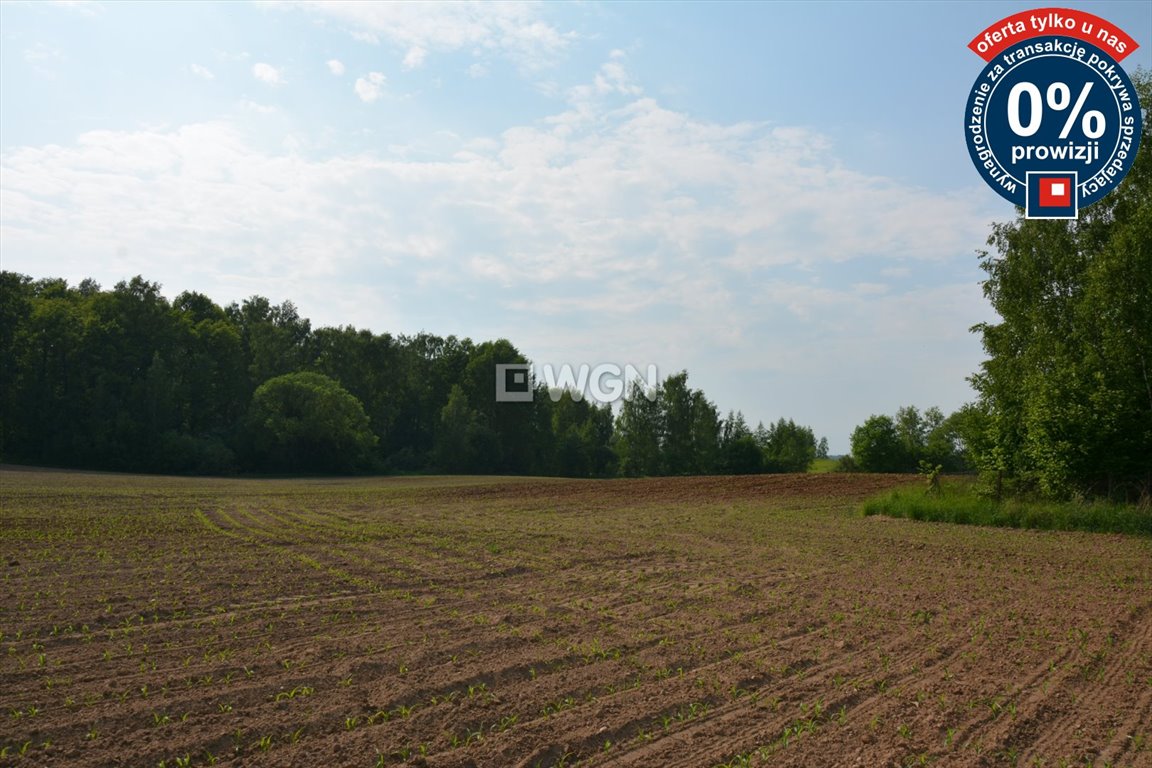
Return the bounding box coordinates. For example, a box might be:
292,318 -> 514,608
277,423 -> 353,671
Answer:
1,469 -> 1149,767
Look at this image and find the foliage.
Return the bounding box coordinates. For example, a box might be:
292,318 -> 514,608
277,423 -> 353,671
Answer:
615,372 -> 721,476
759,418 -> 817,473
848,406 -> 968,474
849,415 -> 909,473
1,273 -> 823,479
613,379 -> 664,477
968,70 -> 1152,501
861,479 -> 1151,536
244,372 -> 377,473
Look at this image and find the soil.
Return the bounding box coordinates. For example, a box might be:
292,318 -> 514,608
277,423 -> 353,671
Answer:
0,469 -> 1149,768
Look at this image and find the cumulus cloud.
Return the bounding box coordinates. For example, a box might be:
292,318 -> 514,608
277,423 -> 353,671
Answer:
189,63 -> 214,80
326,59 -> 345,76
252,62 -> 282,85
354,72 -> 386,102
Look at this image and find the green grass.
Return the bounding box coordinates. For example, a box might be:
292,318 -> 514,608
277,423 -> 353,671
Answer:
861,479 -> 1151,536
809,458 -> 839,474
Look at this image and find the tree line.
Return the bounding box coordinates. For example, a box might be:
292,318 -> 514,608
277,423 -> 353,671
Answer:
3,76 -> 1146,497
0,273 -> 826,477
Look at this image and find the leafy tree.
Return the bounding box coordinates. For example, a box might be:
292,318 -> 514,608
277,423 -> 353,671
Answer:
762,418 -> 817,473
546,390 -> 617,477
816,436 -> 829,459
306,325 -> 402,464
227,297 -> 311,389
719,411 -> 762,473
434,384 -> 480,472
849,415 -> 909,473
171,291 -> 247,445
615,371 -> 720,476
720,410 -> 750,444
895,406 -> 926,462
0,273 -> 33,450
390,332 -> 475,467
244,372 -> 376,473
615,379 -> 664,476
970,70 -> 1151,499
459,339 -> 536,473
658,371 -> 719,475
922,407 -> 966,472
720,436 -> 764,474
848,406 -> 967,474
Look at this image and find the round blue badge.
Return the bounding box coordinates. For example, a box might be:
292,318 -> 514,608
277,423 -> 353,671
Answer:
965,37 -> 1142,217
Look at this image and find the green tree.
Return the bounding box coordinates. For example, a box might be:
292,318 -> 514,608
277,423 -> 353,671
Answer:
434,384 -> 480,472
659,371 -> 719,475
391,333 -> 475,468
719,411 -> 762,474
245,372 -> 377,473
762,418 -> 817,473
227,296 -> 312,390
922,407 -> 966,472
615,379 -> 663,476
970,70 -> 1151,499
720,436 -> 764,474
895,406 -> 926,463
306,325 -> 403,465
0,272 -> 34,457
544,390 -> 616,477
459,339 -> 537,473
850,415 -> 909,473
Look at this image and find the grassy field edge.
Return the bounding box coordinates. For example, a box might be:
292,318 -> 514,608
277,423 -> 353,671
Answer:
860,478 -> 1152,536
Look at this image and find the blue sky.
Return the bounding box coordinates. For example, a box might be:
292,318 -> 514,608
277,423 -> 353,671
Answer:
2,1 -> 1149,453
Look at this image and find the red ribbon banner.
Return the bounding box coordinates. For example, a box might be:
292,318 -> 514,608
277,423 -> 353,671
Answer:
968,7 -> 1138,62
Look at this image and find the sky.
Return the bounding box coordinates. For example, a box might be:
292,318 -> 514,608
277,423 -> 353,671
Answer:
2,1 -> 1150,454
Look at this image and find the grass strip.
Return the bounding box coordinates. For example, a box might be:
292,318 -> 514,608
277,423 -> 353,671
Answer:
861,480 -> 1152,536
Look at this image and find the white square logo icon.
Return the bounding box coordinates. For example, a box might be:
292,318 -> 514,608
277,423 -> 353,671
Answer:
495,364 -> 533,402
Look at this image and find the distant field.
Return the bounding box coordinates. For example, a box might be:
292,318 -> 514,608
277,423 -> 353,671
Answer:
809,458 -> 839,473
1,469 -> 1149,767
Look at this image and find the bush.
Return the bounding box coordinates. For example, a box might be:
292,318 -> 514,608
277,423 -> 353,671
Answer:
244,372 -> 378,474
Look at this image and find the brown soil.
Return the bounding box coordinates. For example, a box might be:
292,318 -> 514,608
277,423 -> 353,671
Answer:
0,470 -> 1148,768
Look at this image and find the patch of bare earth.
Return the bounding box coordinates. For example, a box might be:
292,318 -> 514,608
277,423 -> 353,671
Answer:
0,470 -> 1148,767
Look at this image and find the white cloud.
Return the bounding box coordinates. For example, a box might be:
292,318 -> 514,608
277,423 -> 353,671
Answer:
326,59 -> 345,76
190,63 -> 214,80
401,46 -> 427,70
268,1 -> 574,71
594,50 -> 641,96
2,56 -> 995,306
354,72 -> 386,103
252,62 -> 282,85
